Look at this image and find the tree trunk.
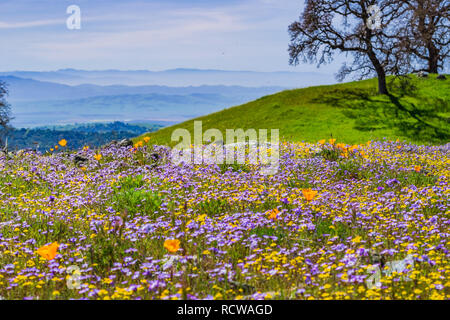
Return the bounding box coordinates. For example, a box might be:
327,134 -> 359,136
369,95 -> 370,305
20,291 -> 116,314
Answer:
428,44 -> 439,74
370,54 -> 389,94
365,37 -> 389,95
429,60 -> 438,74
377,72 -> 388,95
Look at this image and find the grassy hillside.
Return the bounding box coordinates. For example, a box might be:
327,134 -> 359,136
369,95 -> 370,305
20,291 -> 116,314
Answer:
139,74 -> 449,146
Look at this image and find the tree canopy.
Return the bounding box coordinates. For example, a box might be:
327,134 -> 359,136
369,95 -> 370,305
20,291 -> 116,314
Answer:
288,0 -> 449,94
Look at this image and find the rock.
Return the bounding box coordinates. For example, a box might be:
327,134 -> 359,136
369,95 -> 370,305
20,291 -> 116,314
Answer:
104,139 -> 133,148
417,71 -> 428,78
228,280 -> 255,295
16,149 -> 35,156
437,74 -> 446,80
150,152 -> 160,162
118,139 -> 133,147
369,251 -> 386,267
106,140 -> 118,147
148,152 -> 161,169
208,140 -> 224,146
74,155 -> 88,165
225,140 -> 259,148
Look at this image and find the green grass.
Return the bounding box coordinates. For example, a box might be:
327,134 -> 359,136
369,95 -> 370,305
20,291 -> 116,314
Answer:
138,74 -> 449,145
112,175 -> 163,219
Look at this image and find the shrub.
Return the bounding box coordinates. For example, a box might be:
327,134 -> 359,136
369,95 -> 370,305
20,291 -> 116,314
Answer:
112,175 -> 162,218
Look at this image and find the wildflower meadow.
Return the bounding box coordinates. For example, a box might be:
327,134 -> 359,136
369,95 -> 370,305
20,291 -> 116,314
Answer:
0,138 -> 448,300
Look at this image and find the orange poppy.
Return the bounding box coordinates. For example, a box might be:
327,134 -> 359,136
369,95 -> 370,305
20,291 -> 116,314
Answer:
164,239 -> 180,253
302,189 -> 318,201
268,208 -> 279,220
37,242 -> 59,260
58,139 -> 67,147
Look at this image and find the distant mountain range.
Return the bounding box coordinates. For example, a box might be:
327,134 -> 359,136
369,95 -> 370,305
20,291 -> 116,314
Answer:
0,69 -> 335,128
0,76 -> 285,102
1,76 -> 285,128
0,68 -> 333,87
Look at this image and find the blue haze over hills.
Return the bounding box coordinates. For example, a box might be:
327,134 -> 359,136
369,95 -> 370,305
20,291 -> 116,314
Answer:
0,69 -> 333,128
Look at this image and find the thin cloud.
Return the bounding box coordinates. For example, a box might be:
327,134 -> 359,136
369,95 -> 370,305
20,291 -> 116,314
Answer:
0,0 -> 326,72
0,19 -> 64,29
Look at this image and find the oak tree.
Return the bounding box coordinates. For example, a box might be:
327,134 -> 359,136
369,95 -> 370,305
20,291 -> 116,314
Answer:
288,0 -> 406,94
397,0 -> 449,74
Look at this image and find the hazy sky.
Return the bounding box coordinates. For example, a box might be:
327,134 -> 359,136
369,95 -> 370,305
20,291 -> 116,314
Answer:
0,0 -> 344,73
